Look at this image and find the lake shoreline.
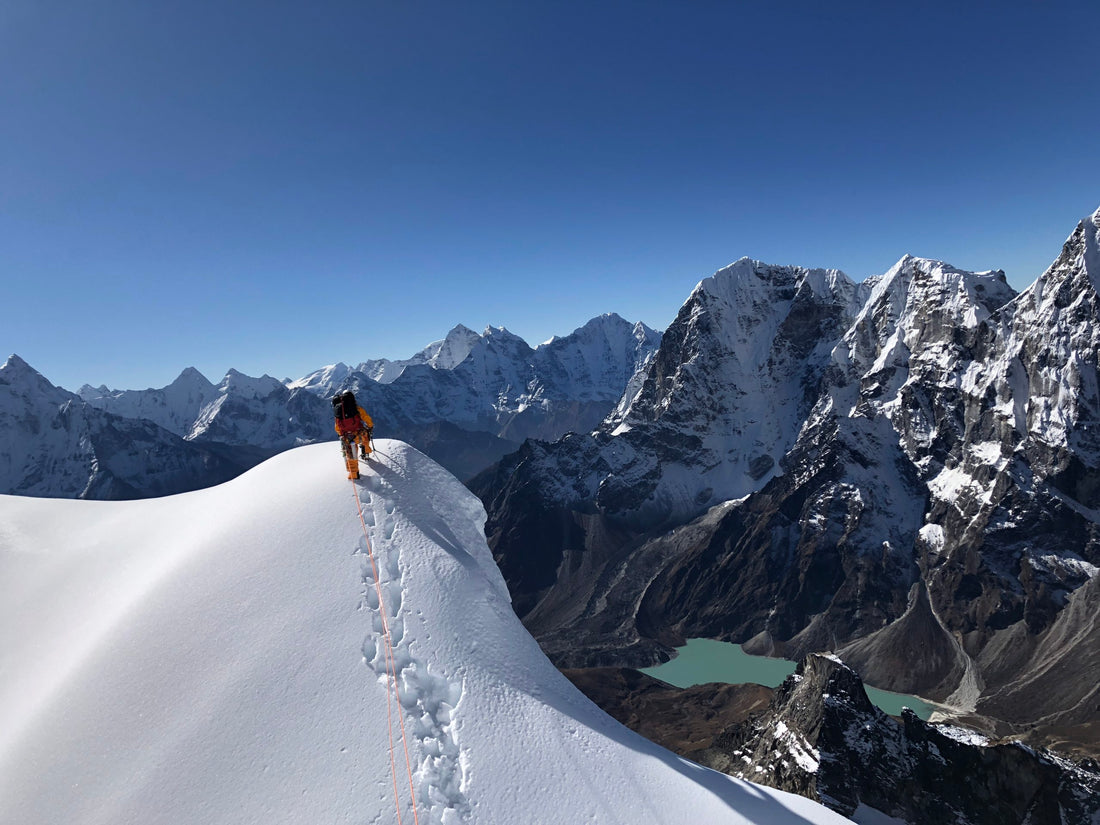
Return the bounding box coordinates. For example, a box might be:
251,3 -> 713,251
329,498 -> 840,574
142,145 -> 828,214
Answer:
640,637 -> 942,721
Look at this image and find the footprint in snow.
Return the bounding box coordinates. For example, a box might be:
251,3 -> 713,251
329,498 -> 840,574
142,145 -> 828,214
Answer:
358,495 -> 470,824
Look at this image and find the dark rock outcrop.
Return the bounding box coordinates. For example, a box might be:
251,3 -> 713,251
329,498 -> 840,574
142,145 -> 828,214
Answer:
567,655 -> 1100,825
709,654 -> 1100,825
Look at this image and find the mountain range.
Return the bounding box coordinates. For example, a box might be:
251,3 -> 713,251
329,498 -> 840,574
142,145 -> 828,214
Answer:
4,207 -> 1099,811
472,208 -> 1100,758
0,313 -> 660,498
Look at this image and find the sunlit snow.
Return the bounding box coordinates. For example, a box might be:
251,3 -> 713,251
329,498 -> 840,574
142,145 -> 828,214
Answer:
0,441 -> 850,825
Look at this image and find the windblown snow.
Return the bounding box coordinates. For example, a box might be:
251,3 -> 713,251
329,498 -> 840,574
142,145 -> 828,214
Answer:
0,441 -> 849,825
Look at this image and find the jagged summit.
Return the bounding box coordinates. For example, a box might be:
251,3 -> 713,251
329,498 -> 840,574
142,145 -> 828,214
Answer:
218,369 -> 282,397
695,258 -> 856,306
2,353 -> 31,372
1010,207 -> 1100,301
538,313 -> 660,354
77,384 -> 110,398
0,354 -> 71,404
411,324 -> 481,371
536,312 -> 633,345
173,366 -> 212,384
590,259 -> 866,521
479,324 -> 528,346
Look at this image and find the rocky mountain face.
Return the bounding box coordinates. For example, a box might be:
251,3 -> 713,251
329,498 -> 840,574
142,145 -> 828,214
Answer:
563,655 -> 1100,822
708,654 -> 1100,825
0,356 -> 246,499
6,314 -> 660,497
473,209 -> 1100,755
565,656 -> 1100,824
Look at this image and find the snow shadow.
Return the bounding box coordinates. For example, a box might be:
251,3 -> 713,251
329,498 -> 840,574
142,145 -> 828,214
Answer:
542,681 -> 829,825
360,450 -> 483,578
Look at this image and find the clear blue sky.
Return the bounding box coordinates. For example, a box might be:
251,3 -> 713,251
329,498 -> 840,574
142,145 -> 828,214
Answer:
2,0 -> 1097,391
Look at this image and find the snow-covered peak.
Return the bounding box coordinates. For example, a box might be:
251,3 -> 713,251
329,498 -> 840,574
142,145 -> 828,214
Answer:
2,353 -> 33,374
586,260 -> 864,523
691,258 -> 861,335
480,324 -> 527,347
0,354 -> 73,406
1088,206 -> 1100,293
839,255 -> 1016,373
536,313 -> 658,353
2,354 -> 48,384
217,368 -> 283,399
0,442 -> 849,825
415,323 -> 481,370
528,313 -> 662,408
168,366 -> 215,392
550,313 -> 642,348
981,208 -> 1100,455
633,318 -> 661,339
1006,208 -> 1100,320
286,362 -> 353,394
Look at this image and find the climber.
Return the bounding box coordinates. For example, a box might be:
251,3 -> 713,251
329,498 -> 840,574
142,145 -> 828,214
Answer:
332,390 -> 374,479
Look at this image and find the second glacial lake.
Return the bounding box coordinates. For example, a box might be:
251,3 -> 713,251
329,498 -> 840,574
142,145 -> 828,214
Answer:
639,638 -> 938,720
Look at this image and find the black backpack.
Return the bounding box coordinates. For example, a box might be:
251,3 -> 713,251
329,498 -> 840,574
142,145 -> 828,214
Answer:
332,390 -> 358,422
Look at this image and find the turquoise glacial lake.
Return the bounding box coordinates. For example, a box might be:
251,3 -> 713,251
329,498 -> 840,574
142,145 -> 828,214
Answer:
639,638 -> 937,720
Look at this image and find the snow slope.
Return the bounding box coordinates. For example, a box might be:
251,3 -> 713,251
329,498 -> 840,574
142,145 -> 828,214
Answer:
0,441 -> 849,825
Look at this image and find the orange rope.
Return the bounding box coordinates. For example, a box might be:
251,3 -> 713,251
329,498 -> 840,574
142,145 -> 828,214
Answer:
352,480 -> 422,825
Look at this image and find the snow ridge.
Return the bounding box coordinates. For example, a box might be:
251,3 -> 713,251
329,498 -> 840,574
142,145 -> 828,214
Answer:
0,441 -> 850,825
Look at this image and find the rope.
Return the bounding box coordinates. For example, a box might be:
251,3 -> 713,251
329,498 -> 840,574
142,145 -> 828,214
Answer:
352,480 -> 422,825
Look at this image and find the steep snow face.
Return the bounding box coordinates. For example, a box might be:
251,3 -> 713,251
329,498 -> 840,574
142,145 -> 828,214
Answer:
836,255 -> 1013,371
1,354 -> 72,407
416,323 -> 483,371
285,362 -> 354,395
533,313 -> 662,404
780,257 -> 1022,580
578,260 -> 865,524
451,325 -> 536,409
0,442 -> 849,825
0,355 -> 88,496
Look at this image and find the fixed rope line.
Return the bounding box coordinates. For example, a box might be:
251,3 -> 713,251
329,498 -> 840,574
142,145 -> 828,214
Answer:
352,480 -> 422,825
